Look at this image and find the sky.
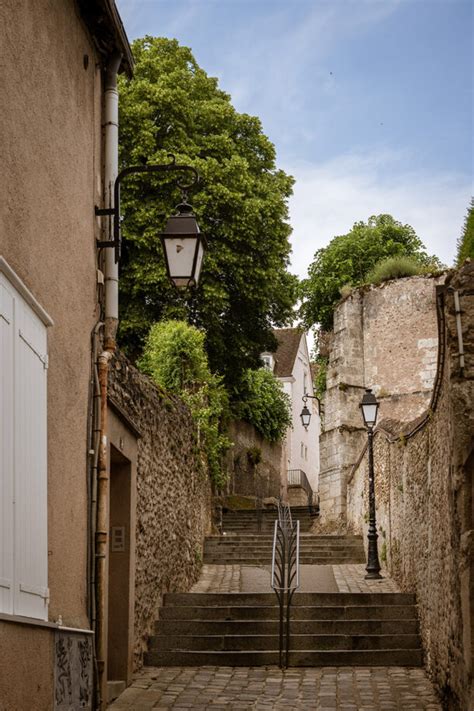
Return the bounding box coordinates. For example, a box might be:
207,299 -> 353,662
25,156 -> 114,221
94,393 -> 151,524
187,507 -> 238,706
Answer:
116,0 -> 473,278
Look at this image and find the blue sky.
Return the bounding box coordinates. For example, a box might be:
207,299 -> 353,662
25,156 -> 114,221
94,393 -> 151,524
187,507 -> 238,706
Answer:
116,0 -> 472,276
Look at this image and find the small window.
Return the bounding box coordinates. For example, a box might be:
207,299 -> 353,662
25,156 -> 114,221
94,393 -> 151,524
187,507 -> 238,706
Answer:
300,442 -> 304,458
261,355 -> 273,371
305,446 -> 308,460
303,372 -> 308,394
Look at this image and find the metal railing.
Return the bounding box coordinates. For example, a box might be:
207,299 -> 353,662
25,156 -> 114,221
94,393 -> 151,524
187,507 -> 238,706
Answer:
287,469 -> 315,513
271,500 -> 300,668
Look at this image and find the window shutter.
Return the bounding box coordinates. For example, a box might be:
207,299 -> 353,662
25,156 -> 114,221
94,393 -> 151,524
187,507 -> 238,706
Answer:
0,280 -> 14,614
13,292 -> 49,620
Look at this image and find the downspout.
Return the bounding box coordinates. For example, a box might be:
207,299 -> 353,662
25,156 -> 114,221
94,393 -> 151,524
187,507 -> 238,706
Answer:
95,49 -> 122,711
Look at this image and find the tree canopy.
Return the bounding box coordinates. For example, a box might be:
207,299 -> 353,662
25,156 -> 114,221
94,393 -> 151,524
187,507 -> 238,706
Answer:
299,214 -> 441,331
117,37 -> 297,389
456,199 -> 474,264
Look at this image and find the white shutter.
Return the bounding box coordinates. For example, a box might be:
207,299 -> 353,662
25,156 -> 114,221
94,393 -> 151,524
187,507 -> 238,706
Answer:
13,295 -> 49,619
0,279 -> 14,614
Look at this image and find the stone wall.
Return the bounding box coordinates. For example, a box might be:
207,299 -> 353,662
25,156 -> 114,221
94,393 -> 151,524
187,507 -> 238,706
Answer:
347,264 -> 474,710
108,352 -> 212,668
225,420 -> 283,500
320,274 -> 444,524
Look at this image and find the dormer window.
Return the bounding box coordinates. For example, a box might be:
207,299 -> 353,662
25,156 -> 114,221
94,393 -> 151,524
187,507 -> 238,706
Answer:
261,354 -> 274,371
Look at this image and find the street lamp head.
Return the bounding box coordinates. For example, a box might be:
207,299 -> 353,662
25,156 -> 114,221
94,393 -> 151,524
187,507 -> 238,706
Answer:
360,388 -> 379,429
300,403 -> 311,429
161,201 -> 207,289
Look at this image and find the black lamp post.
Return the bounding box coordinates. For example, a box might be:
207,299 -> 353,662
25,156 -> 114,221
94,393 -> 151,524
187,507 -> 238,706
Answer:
299,394 -> 321,429
359,388 -> 382,579
96,154 -> 205,288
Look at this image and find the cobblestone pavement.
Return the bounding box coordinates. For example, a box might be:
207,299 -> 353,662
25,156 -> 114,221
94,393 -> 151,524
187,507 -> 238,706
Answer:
108,666 -> 442,710
190,564 -> 400,594
333,565 -> 400,594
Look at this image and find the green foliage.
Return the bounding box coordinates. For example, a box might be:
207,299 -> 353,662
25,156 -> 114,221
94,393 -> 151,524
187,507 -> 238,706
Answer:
117,37 -> 297,388
234,368 -> 291,443
312,356 -> 328,399
140,320 -> 230,488
299,214 -> 442,330
365,255 -> 436,285
456,198 -> 474,264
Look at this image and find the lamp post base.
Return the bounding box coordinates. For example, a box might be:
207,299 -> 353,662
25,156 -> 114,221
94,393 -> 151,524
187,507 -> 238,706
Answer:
364,570 -> 383,580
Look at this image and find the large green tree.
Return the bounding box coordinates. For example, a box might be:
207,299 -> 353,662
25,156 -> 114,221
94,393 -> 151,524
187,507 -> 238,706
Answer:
299,214 -> 441,330
456,198 -> 474,264
117,37 -> 297,388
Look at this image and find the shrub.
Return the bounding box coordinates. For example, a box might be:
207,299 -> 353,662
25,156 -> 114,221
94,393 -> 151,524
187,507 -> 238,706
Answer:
365,255 -> 434,285
139,320 -> 230,488
235,368 -> 291,443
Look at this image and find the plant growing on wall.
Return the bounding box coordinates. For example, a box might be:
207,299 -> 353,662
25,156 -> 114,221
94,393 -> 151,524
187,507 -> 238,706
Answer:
233,368 -> 291,443
456,198 -> 474,264
117,36 -> 297,389
140,320 -> 230,488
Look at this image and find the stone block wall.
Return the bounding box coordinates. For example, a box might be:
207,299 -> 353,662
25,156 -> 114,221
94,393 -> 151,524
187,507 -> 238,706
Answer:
320,274 -> 444,524
346,264 -> 474,710
225,420 -> 283,500
108,352 -> 212,668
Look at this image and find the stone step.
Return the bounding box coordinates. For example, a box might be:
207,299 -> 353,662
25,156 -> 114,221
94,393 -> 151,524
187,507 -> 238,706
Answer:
204,556 -> 366,565
159,605 -> 416,621
154,618 -> 419,637
145,649 -> 423,667
165,592 -> 416,606
152,633 -> 421,651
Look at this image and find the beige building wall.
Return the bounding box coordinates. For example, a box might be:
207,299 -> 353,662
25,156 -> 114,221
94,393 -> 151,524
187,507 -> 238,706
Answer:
0,0 -> 104,707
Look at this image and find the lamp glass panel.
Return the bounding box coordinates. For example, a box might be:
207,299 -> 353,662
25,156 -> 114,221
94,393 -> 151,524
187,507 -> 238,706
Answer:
164,236 -> 198,279
194,239 -> 205,285
362,403 -> 378,427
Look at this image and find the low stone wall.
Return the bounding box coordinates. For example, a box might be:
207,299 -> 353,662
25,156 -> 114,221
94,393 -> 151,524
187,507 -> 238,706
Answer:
225,420 -> 283,500
108,353 -> 212,668
347,264 -> 474,710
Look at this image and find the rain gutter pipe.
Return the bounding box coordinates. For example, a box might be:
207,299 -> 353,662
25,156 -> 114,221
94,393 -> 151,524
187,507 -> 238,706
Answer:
96,49 -> 122,711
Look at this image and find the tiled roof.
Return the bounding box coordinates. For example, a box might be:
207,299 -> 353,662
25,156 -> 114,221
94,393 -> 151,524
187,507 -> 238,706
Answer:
271,328 -> 303,377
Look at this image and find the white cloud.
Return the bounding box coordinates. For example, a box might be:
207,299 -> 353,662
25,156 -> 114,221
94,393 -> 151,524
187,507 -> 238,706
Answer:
285,152 -> 472,278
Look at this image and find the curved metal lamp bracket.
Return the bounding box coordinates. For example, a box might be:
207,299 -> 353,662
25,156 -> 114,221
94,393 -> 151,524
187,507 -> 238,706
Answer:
95,153 -> 200,262
302,393 -> 322,416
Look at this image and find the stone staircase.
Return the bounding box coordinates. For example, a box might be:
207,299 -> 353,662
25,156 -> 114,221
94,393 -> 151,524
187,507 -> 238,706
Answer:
145,591 -> 423,667
221,506 -> 316,534
204,533 -> 366,565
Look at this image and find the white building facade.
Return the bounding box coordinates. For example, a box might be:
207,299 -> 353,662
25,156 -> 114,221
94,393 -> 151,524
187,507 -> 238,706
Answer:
262,329 -> 320,500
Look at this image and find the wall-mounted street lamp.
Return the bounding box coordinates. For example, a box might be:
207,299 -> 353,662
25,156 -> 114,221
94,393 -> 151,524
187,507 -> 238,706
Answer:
360,388 -> 382,580
95,154 -> 206,288
299,394 -> 321,429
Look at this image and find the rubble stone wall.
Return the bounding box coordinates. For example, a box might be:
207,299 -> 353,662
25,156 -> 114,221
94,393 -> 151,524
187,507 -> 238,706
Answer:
347,264 -> 474,710
108,352 -> 212,668
225,420 -> 283,500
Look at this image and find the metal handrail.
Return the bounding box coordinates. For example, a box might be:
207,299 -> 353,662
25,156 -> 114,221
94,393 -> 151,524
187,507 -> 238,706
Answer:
271,500 -> 300,668
287,469 -> 315,512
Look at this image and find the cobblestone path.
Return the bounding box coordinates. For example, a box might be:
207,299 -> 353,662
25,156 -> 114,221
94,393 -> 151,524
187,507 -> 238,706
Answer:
108,666 -> 441,710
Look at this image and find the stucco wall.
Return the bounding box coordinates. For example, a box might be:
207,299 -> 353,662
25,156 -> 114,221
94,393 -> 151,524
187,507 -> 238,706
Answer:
0,0 -> 102,628
108,352 -> 212,668
347,264 -> 474,710
320,274 -> 444,524
225,420 -> 283,500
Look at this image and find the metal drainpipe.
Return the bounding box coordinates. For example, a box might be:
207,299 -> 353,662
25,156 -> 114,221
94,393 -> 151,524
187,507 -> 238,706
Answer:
453,290 -> 465,376
95,49 -> 122,711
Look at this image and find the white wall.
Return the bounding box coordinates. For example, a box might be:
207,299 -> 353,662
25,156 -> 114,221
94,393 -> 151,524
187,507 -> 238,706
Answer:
284,334 -> 320,494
